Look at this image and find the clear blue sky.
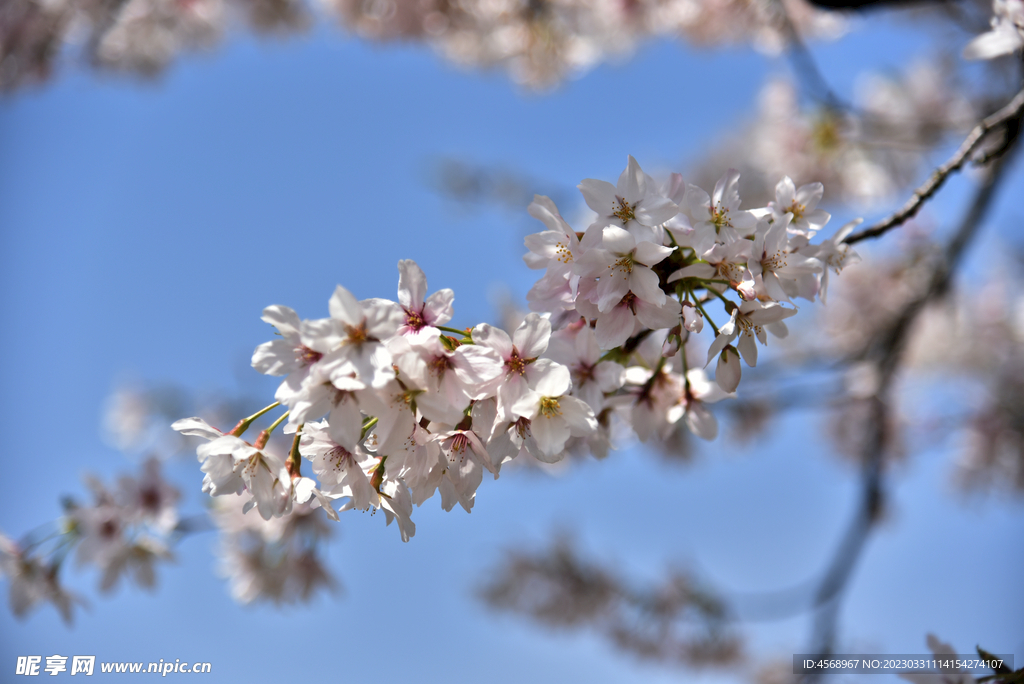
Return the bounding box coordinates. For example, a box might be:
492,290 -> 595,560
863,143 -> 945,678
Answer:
0,14 -> 1021,683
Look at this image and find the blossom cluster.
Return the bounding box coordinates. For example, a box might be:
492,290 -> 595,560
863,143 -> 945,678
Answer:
0,459 -> 180,623
173,157 -> 859,541
332,0 -> 843,88
0,0 -> 841,92
213,498 -> 337,604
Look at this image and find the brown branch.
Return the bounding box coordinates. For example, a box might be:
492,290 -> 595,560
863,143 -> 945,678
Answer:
844,86 -> 1024,246
802,132 -> 1019,669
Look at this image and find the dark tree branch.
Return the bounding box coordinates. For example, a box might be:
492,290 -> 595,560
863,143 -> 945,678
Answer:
802,121 -> 1020,669
844,86 -> 1024,246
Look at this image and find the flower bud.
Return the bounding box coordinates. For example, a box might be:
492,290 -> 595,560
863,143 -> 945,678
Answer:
682,302 -> 704,333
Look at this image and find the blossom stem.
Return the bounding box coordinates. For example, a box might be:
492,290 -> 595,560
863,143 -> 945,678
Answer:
707,286 -> 733,307
437,325 -> 472,337
254,410 -> 290,449
361,416 -> 378,441
287,424 -> 304,478
229,401 -> 281,437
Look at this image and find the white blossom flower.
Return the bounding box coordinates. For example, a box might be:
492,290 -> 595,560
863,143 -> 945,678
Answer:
686,170 -> 758,249
574,226 -> 675,312
804,219 -> 862,304
546,321 -> 626,413
666,368 -> 732,440
299,421 -> 376,513
768,176 -> 831,237
117,458 -> 180,534
706,301 -> 797,367
749,215 -> 823,303
578,156 -> 678,244
396,259 -> 454,335
473,313 -> 564,420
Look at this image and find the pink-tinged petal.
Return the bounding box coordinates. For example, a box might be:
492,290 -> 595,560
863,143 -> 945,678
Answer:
635,196 -> 678,226
618,155 -> 645,204
513,313 -> 552,359
746,304 -> 798,326
684,403 -> 718,441
595,304 -> 636,349
293,477 -> 317,504
499,374 -> 530,420
465,430 -> 496,475
664,172 -> 687,204
472,323 -> 513,359
682,302 -> 704,333
524,249 -> 550,270
600,226 -> 636,255
574,247 -> 614,278
252,339 -> 300,376
686,184 -> 712,219
691,225 -> 718,257
633,241 -> 675,266
311,488 -> 341,521
397,259 -> 427,310
706,329 -> 736,367
453,345 -> 503,386
261,305 -> 301,338
417,392 -> 467,425
665,214 -> 693,241
578,224 -> 604,251
629,268 -> 667,307
766,320 -> 790,338
762,272 -> 792,303
510,389 -> 542,420
171,417 -> 222,440
737,333 -> 758,366
595,270 -> 631,312
578,178 -> 618,216
715,347 -> 741,393
832,219 -> 863,243
327,397 -> 363,451
714,169 -> 742,210
528,195 -> 572,235
593,360 -> 626,392
667,263 -> 716,283
635,297 -> 681,330
775,176 -> 796,206
530,414 -> 571,462
328,285 -> 361,327
423,289 -> 454,326
559,396 -> 598,436
524,231 -> 567,262
574,325 -> 600,364
803,209 -> 831,230
795,182 -> 824,209
529,358 -> 572,397
963,24 -> 1024,59
731,210 -> 758,232
361,298 -> 403,339
575,293 -> 600,321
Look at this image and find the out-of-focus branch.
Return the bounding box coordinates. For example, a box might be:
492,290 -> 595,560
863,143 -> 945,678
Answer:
771,0 -> 845,110
803,124 -> 1019,664
479,537 -> 741,667
844,86 -> 1024,246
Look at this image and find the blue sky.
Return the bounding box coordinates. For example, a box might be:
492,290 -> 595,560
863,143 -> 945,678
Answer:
1,13 -> 1021,683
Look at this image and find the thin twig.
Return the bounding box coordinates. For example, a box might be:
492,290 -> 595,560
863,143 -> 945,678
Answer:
801,130 -> 1019,670
844,86 -> 1024,245
771,0 -> 845,110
